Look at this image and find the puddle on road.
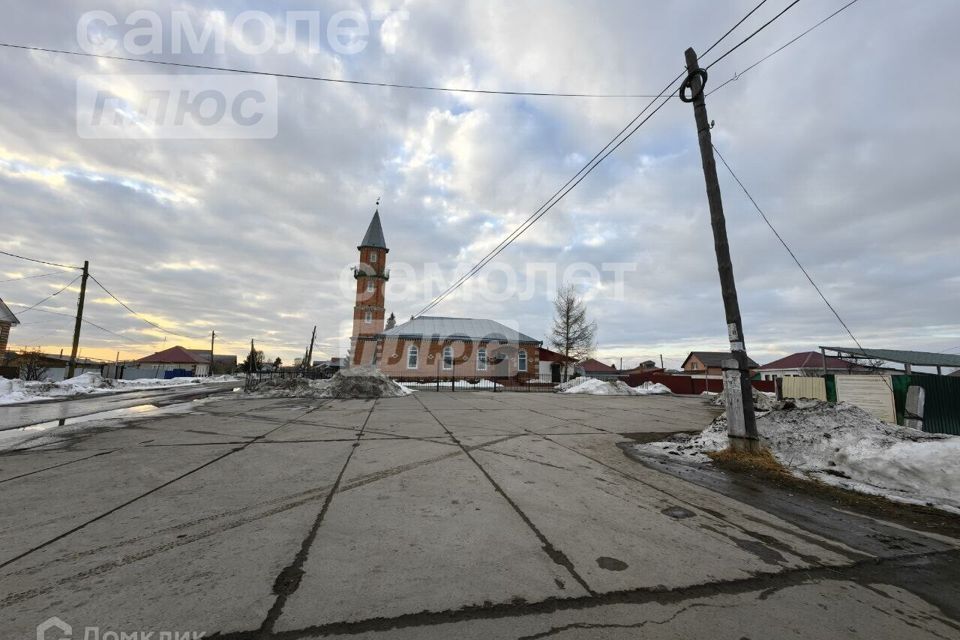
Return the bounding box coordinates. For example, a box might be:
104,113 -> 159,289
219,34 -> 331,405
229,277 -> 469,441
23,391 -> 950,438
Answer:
20,404 -> 161,432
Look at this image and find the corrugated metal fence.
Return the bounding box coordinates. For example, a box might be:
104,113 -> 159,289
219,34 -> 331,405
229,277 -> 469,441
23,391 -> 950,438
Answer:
893,375 -> 960,436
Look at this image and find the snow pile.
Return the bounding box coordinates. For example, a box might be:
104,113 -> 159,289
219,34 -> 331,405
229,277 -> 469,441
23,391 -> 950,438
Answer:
248,377 -> 333,398
325,367 -> 413,398
557,377 -> 637,395
632,401 -> 960,513
711,387 -> 777,411
555,378 -> 672,396
634,381 -> 672,395
0,373 -> 238,405
247,367 -> 413,399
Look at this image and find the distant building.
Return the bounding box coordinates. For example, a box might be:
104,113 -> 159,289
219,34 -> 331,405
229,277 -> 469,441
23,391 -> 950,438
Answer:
758,351 -> 868,381
0,297 -> 20,354
374,316 -> 541,380
347,209 -> 541,380
576,358 -> 620,380
185,350 -> 237,374
127,346 -> 211,379
681,351 -> 759,379
538,347 -> 576,382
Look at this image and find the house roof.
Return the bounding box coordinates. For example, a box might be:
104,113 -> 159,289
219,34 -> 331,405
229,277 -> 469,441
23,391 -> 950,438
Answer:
682,351 -> 760,369
760,351 -> 859,371
185,350 -> 237,366
578,358 -> 618,372
0,297 -> 20,325
538,347 -> 575,363
382,316 -> 540,344
820,346 -> 960,369
358,209 -> 388,251
136,345 -> 205,364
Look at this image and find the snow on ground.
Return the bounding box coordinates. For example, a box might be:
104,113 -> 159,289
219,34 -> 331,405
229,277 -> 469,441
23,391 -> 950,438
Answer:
555,377 -> 672,396
631,401 -> 960,514
247,367 -> 413,399
0,373 -> 240,405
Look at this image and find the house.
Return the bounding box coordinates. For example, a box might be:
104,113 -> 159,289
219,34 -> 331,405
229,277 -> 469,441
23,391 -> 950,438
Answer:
185,350 -> 238,374
126,345 -> 211,379
0,297 -> 20,355
538,347 -> 576,382
374,316 -> 541,379
681,351 -> 759,379
758,351 -> 868,381
2,351 -> 105,381
576,358 -> 620,380
348,209 -> 541,380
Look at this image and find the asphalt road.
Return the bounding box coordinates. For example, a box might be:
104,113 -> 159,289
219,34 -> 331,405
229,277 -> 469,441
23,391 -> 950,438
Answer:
1,392 -> 958,639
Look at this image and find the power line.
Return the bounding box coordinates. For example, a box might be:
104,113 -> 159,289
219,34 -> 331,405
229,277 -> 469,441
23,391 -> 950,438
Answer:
0,249 -> 81,270
0,42 -> 664,99
414,0 -> 778,317
703,0 -> 802,70
7,303 -> 152,344
87,273 -> 202,340
16,275 -> 81,314
0,271 -> 61,283
711,143 -> 893,390
707,0 -> 865,97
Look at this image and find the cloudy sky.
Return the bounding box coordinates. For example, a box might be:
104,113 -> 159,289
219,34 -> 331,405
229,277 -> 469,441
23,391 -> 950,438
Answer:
0,0 -> 957,369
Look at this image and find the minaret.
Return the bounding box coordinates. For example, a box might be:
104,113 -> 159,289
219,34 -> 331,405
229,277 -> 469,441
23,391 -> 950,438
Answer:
350,207 -> 389,365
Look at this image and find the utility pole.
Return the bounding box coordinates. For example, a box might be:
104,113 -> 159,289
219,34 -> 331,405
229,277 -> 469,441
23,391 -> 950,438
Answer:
659,354 -> 664,370
305,326 -> 317,374
66,260 -> 89,380
682,47 -> 758,452
209,330 -> 216,377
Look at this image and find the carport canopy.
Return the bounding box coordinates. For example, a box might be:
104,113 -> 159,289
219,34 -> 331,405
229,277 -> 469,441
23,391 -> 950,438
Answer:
819,346 -> 960,375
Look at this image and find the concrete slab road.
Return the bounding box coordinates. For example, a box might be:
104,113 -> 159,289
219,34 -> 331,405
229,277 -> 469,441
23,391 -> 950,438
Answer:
1,392 -> 958,639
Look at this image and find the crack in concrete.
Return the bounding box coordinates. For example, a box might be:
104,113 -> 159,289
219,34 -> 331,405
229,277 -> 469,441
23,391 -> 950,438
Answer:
413,394 -> 596,597
258,399 -> 377,634
0,449 -> 116,484
206,549 -> 960,639
0,403 -> 329,571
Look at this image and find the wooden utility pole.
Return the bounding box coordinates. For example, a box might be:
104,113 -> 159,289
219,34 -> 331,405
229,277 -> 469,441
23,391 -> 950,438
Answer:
682,47 -> 758,452
209,330 -> 216,377
305,326 -> 317,373
66,260 -> 90,379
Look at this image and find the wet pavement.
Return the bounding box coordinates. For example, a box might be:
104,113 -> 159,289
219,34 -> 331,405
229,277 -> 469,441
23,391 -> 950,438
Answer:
1,392 -> 958,639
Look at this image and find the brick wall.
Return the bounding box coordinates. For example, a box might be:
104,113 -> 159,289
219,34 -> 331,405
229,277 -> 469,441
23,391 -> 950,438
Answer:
0,322 -> 10,354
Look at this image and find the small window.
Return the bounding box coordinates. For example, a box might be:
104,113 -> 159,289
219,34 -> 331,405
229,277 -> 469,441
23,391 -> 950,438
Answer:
443,346 -> 454,370
407,345 -> 418,369
364,311 -> 372,324
518,350 -> 528,372
477,348 -> 487,371
366,280 -> 375,293
370,252 -> 378,263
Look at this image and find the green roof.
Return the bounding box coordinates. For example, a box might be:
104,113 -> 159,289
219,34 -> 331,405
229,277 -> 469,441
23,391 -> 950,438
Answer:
820,346 -> 960,368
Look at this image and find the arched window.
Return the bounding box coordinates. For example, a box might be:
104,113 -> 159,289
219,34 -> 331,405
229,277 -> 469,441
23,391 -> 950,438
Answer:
442,346 -> 454,370
367,280 -> 375,293
477,347 -> 487,371
518,350 -> 528,372
364,310 -> 372,324
407,345 -> 418,369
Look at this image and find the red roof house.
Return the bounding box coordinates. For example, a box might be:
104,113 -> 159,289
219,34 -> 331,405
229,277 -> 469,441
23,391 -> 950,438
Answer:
758,351 -> 864,380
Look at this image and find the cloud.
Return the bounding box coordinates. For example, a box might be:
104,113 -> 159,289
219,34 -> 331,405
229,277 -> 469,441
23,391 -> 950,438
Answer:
0,0 -> 957,368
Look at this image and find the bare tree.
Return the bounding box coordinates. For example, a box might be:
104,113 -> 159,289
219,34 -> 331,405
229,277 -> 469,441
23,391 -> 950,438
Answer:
548,284 -> 596,381
19,349 -> 49,381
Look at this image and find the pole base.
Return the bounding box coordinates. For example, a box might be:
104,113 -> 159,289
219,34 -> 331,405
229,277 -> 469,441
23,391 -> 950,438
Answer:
728,436 -> 763,454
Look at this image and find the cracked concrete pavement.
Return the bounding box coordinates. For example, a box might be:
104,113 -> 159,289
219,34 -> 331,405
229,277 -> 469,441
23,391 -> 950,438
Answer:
2,391 -> 959,639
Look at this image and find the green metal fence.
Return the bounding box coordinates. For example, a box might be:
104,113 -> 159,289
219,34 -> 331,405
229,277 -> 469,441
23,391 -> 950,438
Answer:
892,374 -> 960,435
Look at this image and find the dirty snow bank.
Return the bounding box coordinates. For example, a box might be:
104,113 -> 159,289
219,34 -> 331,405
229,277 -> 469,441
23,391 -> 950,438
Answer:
632,401 -> 960,513
247,367 -> 413,399
555,377 -> 672,396
0,373 -> 239,405
711,386 -> 777,410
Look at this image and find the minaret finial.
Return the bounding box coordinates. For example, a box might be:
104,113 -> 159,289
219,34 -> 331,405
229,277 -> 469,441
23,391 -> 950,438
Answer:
376,196 -> 381,208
